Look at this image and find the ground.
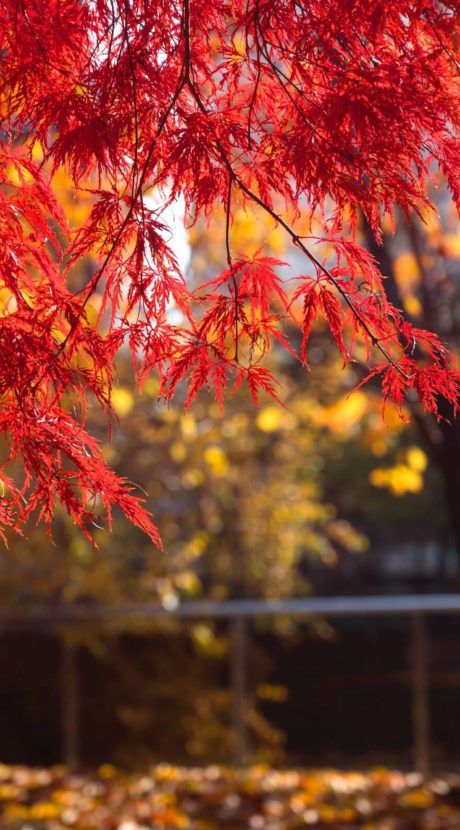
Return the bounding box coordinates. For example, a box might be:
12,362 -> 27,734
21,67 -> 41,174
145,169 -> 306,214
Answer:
1,763 -> 460,829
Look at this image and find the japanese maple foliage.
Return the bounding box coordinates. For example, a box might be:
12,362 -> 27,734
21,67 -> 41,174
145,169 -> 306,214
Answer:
0,0 -> 460,543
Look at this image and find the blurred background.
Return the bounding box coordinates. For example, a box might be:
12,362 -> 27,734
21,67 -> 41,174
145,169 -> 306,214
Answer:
1,164 -> 460,775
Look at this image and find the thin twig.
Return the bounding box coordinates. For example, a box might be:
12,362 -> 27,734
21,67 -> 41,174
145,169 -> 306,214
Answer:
225,175 -> 239,361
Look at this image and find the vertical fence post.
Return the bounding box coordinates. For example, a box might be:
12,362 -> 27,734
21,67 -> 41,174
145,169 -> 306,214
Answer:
230,616 -> 248,765
61,635 -> 79,771
411,613 -> 430,777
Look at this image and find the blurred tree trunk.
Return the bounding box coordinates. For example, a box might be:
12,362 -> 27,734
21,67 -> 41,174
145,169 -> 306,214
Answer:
61,636 -> 79,771
362,218 -> 460,559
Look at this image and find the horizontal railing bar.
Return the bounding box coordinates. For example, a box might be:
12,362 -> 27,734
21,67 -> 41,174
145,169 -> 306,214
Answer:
1,594 -> 460,627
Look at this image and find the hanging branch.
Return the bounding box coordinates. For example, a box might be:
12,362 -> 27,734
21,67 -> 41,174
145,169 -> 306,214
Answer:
0,0 -> 459,543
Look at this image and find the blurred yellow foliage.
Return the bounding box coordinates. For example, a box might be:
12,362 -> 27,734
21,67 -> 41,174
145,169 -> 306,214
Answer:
392,252 -> 423,316
182,468 -> 205,488
143,377 -> 160,397
256,683 -> 289,702
175,571 -> 200,594
370,445 -> 428,496
393,252 -> 421,286
398,788 -> 434,809
111,387 -> 135,417
192,623 -> 227,658
406,446 -> 428,472
256,406 -> 286,432
179,531 -> 209,561
29,803 -> 61,820
314,392 -> 367,435
181,414 -> 197,440
204,445 -> 229,476
440,234 -> 460,257
170,441 -> 188,463
52,165 -> 94,227
326,520 -> 369,553
370,464 -> 423,496
189,201 -> 288,266
403,294 -> 422,317
98,764 -> 118,779
0,288 -> 17,317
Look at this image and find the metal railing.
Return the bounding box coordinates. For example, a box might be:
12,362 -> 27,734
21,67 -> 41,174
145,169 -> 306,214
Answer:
2,593 -> 460,773
3,593 -> 460,624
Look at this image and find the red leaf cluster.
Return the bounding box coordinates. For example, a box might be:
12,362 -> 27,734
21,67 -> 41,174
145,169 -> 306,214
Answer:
0,0 -> 459,541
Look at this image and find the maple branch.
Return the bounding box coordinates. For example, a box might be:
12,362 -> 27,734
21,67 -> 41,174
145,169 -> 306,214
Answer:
246,197 -> 409,376
56,85 -> 185,346
2,0 -> 460,546
424,13 -> 460,74
54,0 -> 403,387
183,0 -> 192,83
259,46 -> 355,164
20,2 -> 46,58
31,14 -> 203,403
32,115 -> 185,392
246,0 -> 262,148
225,174 -> 239,361
69,0 -> 190,318
185,73 -> 409,378
121,0 -> 152,327
121,0 -> 140,194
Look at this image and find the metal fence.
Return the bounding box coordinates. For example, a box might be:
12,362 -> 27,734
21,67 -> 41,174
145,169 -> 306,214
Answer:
3,593 -> 460,773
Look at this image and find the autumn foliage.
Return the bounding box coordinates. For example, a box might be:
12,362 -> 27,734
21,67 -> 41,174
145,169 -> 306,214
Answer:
1,0 -> 460,542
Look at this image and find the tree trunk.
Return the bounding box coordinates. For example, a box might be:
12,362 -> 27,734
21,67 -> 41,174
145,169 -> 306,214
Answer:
362,218 -> 460,559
